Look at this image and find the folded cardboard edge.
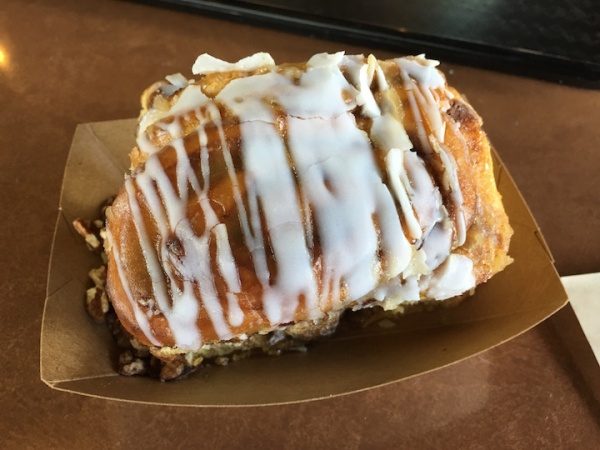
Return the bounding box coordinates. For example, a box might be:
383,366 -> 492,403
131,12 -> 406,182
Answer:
43,304 -> 567,407
41,211 -> 69,385
60,121 -> 133,224
41,118 -> 135,384
41,277 -> 118,384
493,150 -> 554,264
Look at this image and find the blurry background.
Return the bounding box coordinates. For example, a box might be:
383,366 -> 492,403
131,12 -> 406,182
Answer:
151,0 -> 600,86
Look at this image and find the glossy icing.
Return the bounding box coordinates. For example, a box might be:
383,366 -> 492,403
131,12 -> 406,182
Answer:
110,52 -> 476,348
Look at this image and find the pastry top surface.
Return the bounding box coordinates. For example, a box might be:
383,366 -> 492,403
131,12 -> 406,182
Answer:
106,52 -> 512,349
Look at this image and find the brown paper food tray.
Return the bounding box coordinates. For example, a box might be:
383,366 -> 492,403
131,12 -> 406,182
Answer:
40,119 -> 568,406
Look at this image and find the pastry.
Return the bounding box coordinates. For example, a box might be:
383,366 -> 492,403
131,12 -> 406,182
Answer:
80,52 -> 512,379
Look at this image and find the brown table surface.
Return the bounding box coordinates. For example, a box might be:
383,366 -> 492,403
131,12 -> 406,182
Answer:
1,1 -> 599,448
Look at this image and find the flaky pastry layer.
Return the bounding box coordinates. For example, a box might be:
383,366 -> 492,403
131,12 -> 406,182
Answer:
105,53 -> 512,352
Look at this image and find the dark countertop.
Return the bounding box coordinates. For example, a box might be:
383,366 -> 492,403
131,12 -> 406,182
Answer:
1,0 -> 599,447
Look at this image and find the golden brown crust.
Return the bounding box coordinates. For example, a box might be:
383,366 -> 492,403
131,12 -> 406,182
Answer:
443,89 -> 513,282
107,57 -> 512,349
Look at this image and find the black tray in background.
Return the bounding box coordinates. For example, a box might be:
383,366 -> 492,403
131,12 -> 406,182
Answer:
148,0 -> 600,88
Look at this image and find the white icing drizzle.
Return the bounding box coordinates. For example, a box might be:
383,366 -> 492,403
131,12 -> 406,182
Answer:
424,254 -> 475,300
106,229 -> 160,346
415,84 -> 446,142
137,85 -> 210,155
342,55 -> 436,246
128,166 -> 207,349
307,51 -> 345,67
287,115 -> 412,300
217,55 -> 412,316
396,55 -> 445,90
403,150 -> 444,236
136,127 -> 158,155
168,85 -> 209,116
165,73 -> 189,89
123,179 -> 173,319
202,103 -> 271,290
213,224 -> 241,295
421,221 -> 453,271
369,111 -> 412,151
384,148 -> 424,240
400,69 -> 434,155
398,59 -> 467,247
343,54 -> 381,117
192,52 -> 275,75
430,138 -> 467,246
237,119 -> 318,323
372,276 -> 421,306
213,224 -> 244,328
116,52 -> 477,347
123,111 -> 263,347
216,71 -> 330,321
